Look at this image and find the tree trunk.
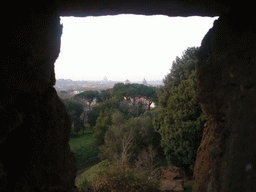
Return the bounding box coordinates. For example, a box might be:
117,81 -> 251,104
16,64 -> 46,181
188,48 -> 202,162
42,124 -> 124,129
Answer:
88,102 -> 91,111
147,101 -> 152,111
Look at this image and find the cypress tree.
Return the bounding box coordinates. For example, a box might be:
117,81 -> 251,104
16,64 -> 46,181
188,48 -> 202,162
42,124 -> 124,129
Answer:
154,47 -> 207,175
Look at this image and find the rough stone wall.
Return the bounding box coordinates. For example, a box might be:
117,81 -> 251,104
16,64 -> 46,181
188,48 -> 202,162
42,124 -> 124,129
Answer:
2,1 -> 256,191
194,8 -> 256,191
56,0 -> 225,17
193,119 -> 224,192
1,2 -> 76,191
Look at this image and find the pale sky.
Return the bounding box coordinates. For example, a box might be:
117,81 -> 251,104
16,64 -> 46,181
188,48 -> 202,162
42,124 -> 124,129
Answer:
55,15 -> 217,82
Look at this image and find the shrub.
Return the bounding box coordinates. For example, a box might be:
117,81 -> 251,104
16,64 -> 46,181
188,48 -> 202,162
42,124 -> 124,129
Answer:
93,108 -> 118,146
94,164 -> 159,192
77,160 -> 113,191
184,185 -> 193,192
135,145 -> 159,174
80,178 -> 91,192
99,113 -> 157,165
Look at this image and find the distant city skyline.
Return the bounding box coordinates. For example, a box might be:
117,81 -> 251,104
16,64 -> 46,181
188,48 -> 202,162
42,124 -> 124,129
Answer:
55,15 -> 218,81
56,76 -> 162,84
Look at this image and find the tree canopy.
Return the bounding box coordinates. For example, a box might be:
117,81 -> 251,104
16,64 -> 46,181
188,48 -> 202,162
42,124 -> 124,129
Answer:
75,90 -> 100,110
163,47 -> 199,88
154,47 -> 206,175
62,99 -> 84,134
111,83 -> 158,109
100,111 -> 158,165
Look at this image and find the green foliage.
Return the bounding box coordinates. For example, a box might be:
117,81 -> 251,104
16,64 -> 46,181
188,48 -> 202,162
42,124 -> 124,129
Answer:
154,47 -> 206,175
100,111 -> 159,165
63,99 -> 84,118
62,99 -> 84,134
76,160 -> 159,192
87,97 -> 120,127
75,90 -> 100,110
79,178 -> 91,192
77,161 -> 159,192
111,83 -> 158,117
111,83 -> 135,98
90,96 -> 151,146
94,164 -> 159,192
87,83 -> 158,128
99,89 -> 112,102
111,83 -> 158,107
163,47 -> 199,88
76,160 -> 113,190
69,132 -> 99,171
184,185 -> 193,192
59,90 -> 68,94
93,108 -> 119,146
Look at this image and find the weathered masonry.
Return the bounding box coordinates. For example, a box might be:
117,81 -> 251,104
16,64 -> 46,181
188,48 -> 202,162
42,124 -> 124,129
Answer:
1,1 -> 255,191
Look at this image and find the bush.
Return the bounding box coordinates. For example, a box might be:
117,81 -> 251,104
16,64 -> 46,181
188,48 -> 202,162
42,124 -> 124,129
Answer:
135,145 -> 159,174
76,160 -> 113,191
94,164 -> 159,192
99,112 -> 157,165
93,108 -> 118,146
184,185 -> 193,192
80,178 -> 91,192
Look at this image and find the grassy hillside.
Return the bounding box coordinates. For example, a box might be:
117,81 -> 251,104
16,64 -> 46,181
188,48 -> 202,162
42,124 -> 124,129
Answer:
69,132 -> 193,191
75,160 -> 113,188
69,131 -> 100,171
76,160 -> 193,191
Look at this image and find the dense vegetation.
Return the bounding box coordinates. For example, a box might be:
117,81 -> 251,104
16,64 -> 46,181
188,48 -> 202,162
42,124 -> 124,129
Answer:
63,46 -> 206,191
154,47 -> 207,175
69,132 -> 100,171
99,111 -> 162,166
62,99 -> 85,134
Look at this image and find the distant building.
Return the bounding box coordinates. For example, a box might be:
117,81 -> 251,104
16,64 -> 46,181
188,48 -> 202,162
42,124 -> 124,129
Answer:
73,90 -> 83,95
124,79 -> 131,84
142,78 -> 147,85
103,76 -> 108,82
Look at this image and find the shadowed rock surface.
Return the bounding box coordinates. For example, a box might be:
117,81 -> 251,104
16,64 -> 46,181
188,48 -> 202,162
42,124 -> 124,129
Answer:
1,2 -> 76,192
56,0 -> 228,17
1,0 -> 256,191
195,8 -> 256,191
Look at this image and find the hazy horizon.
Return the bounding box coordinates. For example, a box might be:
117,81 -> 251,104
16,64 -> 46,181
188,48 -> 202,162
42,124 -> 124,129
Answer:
56,77 -> 163,83
55,15 -> 218,82
56,77 -> 163,82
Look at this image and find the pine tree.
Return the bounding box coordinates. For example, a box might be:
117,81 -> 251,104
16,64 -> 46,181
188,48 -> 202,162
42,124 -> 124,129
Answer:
93,108 -> 117,146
